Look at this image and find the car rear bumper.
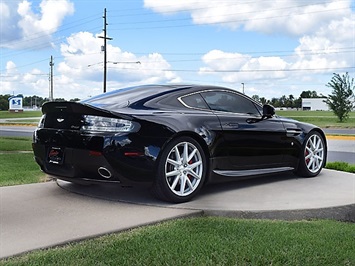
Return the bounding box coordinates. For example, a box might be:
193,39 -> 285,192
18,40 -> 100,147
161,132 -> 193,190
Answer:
32,129 -> 166,184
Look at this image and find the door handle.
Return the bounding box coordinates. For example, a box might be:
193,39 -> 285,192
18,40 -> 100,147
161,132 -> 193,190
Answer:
224,123 -> 239,129
246,118 -> 260,124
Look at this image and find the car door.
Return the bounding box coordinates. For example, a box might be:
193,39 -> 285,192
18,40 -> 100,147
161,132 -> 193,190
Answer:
200,90 -> 288,170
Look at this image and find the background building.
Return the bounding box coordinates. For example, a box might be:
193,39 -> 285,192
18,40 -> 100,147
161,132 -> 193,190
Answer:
302,98 -> 329,111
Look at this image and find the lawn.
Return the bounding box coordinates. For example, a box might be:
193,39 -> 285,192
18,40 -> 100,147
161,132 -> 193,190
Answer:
1,217 -> 354,265
0,137 -> 46,186
0,110 -> 42,125
277,110 -> 355,128
0,137 -> 33,151
0,110 -> 42,119
0,153 -> 47,186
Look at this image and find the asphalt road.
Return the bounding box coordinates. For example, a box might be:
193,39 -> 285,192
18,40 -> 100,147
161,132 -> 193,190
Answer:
0,126 -> 35,138
0,125 -> 354,164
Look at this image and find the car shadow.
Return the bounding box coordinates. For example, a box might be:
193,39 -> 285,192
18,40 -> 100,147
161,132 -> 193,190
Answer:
201,171 -> 298,196
56,171 -> 300,207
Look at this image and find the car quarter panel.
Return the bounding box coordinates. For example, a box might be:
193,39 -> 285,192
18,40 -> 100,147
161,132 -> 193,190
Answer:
133,110 -> 227,160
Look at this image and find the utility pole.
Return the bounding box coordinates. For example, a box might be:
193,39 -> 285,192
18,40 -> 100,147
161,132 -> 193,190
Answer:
241,82 -> 245,94
98,8 -> 113,93
49,56 -> 54,101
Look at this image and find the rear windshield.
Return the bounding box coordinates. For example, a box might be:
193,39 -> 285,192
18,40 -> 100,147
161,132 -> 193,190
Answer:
81,85 -> 172,110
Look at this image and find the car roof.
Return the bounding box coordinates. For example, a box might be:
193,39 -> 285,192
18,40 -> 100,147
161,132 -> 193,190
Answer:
80,84 -> 251,111
81,85 -> 187,106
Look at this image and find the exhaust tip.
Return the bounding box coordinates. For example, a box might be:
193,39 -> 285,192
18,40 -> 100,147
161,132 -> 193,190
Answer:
98,167 -> 112,179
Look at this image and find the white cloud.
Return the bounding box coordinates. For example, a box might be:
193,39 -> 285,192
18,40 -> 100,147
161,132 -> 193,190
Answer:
199,50 -> 289,85
0,61 -> 49,96
1,0 -> 353,101
293,15 -> 354,72
53,32 -> 181,99
201,50 -> 251,70
0,1 -> 10,17
189,0 -> 353,98
144,0 -> 352,36
0,30 -> 181,99
0,0 -> 74,49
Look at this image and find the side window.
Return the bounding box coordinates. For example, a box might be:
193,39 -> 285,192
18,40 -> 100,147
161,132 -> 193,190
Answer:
179,93 -> 209,110
201,91 -> 260,115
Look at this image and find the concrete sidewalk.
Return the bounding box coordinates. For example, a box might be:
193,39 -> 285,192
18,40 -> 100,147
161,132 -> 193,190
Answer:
0,169 -> 354,259
59,169 -> 355,220
0,182 -> 200,259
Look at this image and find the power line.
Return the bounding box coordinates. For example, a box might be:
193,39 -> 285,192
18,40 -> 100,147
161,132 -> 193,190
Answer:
106,66 -> 354,73
109,0 -> 347,18
2,46 -> 353,75
0,14 -> 102,47
111,6 -> 349,31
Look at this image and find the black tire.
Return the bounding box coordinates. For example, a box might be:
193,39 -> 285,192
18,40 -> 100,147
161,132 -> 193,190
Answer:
295,131 -> 326,177
151,136 -> 207,203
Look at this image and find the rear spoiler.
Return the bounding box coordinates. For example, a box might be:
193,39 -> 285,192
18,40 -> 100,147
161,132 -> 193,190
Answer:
41,101 -> 130,119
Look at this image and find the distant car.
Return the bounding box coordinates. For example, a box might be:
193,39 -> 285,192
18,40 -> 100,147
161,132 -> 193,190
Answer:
32,85 -> 327,203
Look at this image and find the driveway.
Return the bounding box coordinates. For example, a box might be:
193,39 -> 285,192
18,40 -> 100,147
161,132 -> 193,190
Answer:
0,182 -> 200,259
0,169 -> 354,259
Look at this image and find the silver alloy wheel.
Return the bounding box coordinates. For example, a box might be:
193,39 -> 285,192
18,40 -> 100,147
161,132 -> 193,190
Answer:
165,141 -> 203,197
304,133 -> 325,173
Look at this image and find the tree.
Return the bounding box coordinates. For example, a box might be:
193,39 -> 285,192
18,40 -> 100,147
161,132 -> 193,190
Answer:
0,94 -> 11,110
300,90 -> 322,98
324,72 -> 355,122
252,95 -> 269,105
294,97 -> 302,109
286,94 -> 294,108
251,95 -> 260,103
259,97 -> 268,105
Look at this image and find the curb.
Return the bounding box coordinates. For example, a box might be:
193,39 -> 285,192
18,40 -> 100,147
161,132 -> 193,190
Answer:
326,135 -> 355,140
204,204 -> 355,222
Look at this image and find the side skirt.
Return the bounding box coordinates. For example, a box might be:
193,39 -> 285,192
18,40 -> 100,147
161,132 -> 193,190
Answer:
213,167 -> 294,177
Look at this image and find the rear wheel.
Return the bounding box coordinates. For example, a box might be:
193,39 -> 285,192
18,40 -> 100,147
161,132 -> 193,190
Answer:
152,137 -> 207,203
296,131 -> 326,177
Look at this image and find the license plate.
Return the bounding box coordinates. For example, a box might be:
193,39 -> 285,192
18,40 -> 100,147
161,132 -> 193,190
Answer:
48,147 -> 64,164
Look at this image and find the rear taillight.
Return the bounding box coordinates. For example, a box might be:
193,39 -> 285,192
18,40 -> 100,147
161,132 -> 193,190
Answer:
37,115 -> 45,128
81,115 -> 140,133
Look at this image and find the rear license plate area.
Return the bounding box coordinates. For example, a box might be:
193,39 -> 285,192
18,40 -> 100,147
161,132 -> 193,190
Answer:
47,147 -> 64,165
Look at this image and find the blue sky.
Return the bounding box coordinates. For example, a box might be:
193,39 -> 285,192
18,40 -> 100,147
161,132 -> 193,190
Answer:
0,0 -> 354,101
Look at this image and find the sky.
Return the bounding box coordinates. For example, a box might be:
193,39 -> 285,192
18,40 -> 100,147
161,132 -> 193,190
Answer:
0,0 -> 354,101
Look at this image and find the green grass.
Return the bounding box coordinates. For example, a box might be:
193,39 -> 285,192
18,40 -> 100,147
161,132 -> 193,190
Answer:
0,153 -> 46,186
5,119 -> 40,123
1,217 -> 354,265
326,162 -> 355,173
0,137 -> 46,186
0,137 -> 33,151
0,110 -> 42,119
277,110 -> 355,128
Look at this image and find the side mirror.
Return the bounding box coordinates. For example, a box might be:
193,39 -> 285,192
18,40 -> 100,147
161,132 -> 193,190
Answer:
262,104 -> 275,118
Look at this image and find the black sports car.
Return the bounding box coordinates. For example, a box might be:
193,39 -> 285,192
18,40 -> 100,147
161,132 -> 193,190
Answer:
32,84 -> 327,203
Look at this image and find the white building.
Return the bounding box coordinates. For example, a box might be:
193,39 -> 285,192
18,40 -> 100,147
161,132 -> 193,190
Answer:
302,98 -> 329,111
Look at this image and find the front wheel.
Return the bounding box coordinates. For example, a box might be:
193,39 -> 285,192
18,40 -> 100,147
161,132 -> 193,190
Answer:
296,131 -> 326,177
151,137 -> 207,203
